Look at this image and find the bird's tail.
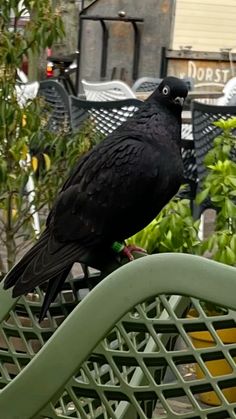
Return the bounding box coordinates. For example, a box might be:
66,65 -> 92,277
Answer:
3,229 -> 50,290
3,229 -> 87,303
39,264 -> 73,321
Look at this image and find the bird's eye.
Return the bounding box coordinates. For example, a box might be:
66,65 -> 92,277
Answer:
162,86 -> 170,95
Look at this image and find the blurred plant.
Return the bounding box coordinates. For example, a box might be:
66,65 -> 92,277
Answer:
0,1 -> 64,71
0,0 -> 64,273
127,198 -> 201,255
197,117 -> 236,265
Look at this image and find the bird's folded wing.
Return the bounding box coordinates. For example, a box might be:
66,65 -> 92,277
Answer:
49,136 -> 159,247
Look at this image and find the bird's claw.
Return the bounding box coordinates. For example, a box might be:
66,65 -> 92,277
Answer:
112,241 -> 147,261
123,244 -> 147,261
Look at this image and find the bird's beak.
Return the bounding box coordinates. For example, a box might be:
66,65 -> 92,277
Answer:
174,97 -> 184,106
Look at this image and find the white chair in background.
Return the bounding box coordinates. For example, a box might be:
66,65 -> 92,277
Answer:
16,81 -> 39,107
217,77 -> 236,105
81,79 -> 136,101
16,68 -> 28,83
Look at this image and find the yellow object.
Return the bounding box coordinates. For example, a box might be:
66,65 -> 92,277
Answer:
188,310 -> 236,405
43,153 -> 51,171
22,114 -> 27,127
31,156 -> 38,172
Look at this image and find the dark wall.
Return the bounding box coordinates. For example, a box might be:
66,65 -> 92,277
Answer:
79,0 -> 174,86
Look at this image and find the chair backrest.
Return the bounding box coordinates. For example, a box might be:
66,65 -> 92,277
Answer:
81,79 -> 136,101
132,76 -> 162,92
192,101 -> 236,194
180,138 -> 197,186
38,79 -> 71,133
2,253 -> 236,419
16,68 -> 28,83
15,81 -> 39,107
0,277 -> 79,390
132,77 -> 194,93
70,96 -> 142,136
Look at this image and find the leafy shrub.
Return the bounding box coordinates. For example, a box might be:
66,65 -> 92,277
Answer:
128,116 -> 236,267
0,1 -> 64,272
127,199 -> 201,255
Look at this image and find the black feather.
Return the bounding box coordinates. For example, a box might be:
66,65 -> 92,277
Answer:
3,76 -> 188,319
38,265 -> 73,322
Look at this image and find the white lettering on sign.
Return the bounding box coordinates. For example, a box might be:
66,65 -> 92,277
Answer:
187,61 -> 230,84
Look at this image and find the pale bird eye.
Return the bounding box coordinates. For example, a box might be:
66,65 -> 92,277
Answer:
162,86 -> 169,95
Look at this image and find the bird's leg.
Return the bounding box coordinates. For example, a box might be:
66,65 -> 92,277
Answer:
122,244 -> 148,261
112,241 -> 147,261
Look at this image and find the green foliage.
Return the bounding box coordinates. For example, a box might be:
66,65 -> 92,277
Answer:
197,117 -> 236,265
127,199 -> 201,255
0,1 -> 65,272
0,1 -> 64,70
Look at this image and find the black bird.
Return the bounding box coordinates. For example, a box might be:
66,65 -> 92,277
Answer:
3,76 -> 188,319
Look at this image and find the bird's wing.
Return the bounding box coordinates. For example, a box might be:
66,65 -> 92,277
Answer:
49,135 -> 160,248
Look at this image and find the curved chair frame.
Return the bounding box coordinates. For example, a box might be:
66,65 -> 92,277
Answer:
132,77 -> 162,92
81,79 -> 136,101
1,253 -> 236,418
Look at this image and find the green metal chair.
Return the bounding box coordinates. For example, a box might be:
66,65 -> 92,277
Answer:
0,253 -> 145,390
0,279 -> 79,390
1,253 -> 236,418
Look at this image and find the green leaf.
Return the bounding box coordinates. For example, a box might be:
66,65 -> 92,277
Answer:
196,188 -> 210,204
228,176 -> 236,187
225,246 -> 236,265
230,235 -> 236,253
218,232 -> 229,249
211,195 -> 224,203
225,199 -> 236,217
